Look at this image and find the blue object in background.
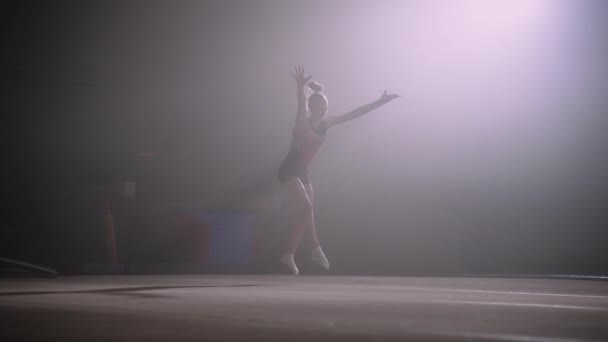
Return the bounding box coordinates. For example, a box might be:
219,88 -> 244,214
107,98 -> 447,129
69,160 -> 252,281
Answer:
200,213 -> 253,265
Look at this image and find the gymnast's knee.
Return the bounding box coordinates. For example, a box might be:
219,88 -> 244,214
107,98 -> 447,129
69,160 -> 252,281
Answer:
297,199 -> 313,219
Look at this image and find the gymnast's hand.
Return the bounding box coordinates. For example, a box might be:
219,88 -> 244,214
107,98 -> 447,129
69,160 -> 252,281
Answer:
292,65 -> 312,88
379,90 -> 400,104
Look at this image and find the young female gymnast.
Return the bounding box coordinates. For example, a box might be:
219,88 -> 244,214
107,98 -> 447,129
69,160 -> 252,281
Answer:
279,65 -> 399,275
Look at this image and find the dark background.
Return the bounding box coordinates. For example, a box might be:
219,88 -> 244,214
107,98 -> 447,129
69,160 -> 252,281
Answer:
2,0 -> 607,276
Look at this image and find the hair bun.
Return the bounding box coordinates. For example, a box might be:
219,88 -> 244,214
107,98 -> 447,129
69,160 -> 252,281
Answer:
308,81 -> 324,93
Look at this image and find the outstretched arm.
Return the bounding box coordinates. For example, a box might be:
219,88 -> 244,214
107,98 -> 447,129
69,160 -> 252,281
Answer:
291,65 -> 312,122
325,90 -> 399,128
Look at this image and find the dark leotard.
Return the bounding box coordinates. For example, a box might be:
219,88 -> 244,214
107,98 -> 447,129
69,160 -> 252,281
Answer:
278,117 -> 327,184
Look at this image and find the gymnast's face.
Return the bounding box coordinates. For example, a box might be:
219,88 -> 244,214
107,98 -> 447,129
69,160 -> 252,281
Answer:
308,94 -> 328,120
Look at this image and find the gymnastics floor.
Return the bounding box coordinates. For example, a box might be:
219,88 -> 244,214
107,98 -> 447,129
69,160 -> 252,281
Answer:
1,275 -> 607,341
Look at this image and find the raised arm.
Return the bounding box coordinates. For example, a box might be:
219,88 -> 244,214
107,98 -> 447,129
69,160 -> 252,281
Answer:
291,65 -> 312,122
325,90 -> 399,128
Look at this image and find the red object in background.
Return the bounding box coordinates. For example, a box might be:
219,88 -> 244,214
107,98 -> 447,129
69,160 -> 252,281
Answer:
174,214 -> 209,263
138,151 -> 157,159
103,199 -> 119,265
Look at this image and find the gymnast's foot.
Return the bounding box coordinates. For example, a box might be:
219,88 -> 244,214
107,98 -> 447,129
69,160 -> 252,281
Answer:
280,253 -> 299,275
311,246 -> 330,270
